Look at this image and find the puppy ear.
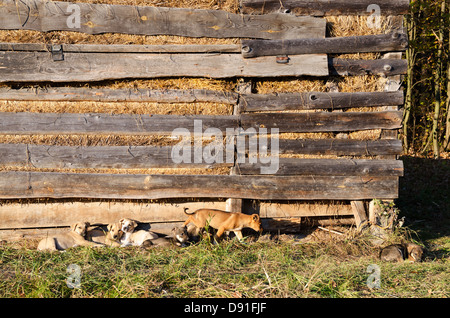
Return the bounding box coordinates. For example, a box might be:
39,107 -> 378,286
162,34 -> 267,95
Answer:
132,220 -> 138,227
107,224 -> 112,231
70,223 -> 77,231
85,222 -> 90,228
119,218 -> 125,224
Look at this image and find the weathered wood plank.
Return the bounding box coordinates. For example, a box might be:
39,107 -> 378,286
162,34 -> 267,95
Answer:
0,112 -> 239,136
240,91 -> 404,112
0,172 -> 400,200
237,159 -> 404,176
249,201 -> 354,218
0,200 -> 354,230
329,58 -> 407,76
0,200 -> 353,232
275,139 -> 403,156
0,200 -> 227,229
0,42 -> 241,54
0,87 -> 238,104
0,51 -> 328,81
351,200 -> 368,229
240,0 -> 410,16
0,0 -> 326,40
5,139 -> 400,170
241,33 -> 408,58
240,111 -> 403,133
0,144 -> 232,169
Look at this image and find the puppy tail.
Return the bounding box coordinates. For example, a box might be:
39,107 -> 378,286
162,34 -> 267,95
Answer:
184,207 -> 195,215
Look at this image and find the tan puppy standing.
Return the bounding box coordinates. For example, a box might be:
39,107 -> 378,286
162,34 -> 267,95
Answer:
86,223 -> 123,247
183,208 -> 262,241
119,218 -> 159,247
37,222 -> 103,251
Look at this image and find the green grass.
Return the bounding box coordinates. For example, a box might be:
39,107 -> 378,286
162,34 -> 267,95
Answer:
0,237 -> 448,298
0,155 -> 448,298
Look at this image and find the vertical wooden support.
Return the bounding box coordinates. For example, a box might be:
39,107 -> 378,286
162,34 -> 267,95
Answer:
226,79 -> 252,213
380,16 -> 404,147
365,16 -> 404,223
351,201 -> 368,230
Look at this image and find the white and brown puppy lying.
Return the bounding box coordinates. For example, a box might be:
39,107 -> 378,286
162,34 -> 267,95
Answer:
183,208 -> 262,241
86,223 -> 123,247
119,218 -> 159,247
37,222 -> 103,251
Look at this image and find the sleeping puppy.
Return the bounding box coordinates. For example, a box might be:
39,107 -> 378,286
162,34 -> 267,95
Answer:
146,226 -> 190,248
380,242 -> 424,262
119,218 -> 158,247
86,223 -> 123,247
37,222 -> 103,251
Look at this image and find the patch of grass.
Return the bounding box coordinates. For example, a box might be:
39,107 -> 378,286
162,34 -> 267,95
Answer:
1,237 -> 448,298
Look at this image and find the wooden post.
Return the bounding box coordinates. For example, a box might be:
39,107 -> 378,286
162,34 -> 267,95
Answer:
226,79 -> 252,213
351,201 -> 368,230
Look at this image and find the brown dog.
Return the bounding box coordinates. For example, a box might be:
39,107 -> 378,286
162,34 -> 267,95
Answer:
183,208 -> 262,241
86,223 -> 123,247
405,243 -> 424,262
380,242 -> 424,262
37,222 -> 103,251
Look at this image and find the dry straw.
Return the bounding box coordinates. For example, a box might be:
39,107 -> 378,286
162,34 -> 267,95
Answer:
0,0 -> 393,174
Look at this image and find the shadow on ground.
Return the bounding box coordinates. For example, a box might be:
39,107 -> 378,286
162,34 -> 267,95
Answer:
396,156 -> 449,255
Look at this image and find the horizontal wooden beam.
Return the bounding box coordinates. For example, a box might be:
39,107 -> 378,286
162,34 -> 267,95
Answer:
0,51 -> 328,81
0,200 -> 353,231
236,159 -> 404,176
0,200 -> 228,229
0,171 -> 400,200
0,112 -> 239,136
329,58 -> 407,76
0,0 -> 325,39
276,139 -> 403,156
0,144 -> 233,169
0,111 -> 402,136
0,87 -> 238,104
241,33 -> 408,58
240,0 -> 410,16
0,42 -> 242,54
240,110 -> 403,133
0,139 -> 403,171
240,91 -> 404,112
251,201 -> 354,218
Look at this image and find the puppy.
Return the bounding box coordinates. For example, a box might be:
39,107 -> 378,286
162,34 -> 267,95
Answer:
183,208 -> 262,241
86,223 -> 123,247
405,243 -> 424,262
147,226 -> 190,248
380,243 -> 424,262
37,222 -> 103,251
380,244 -> 405,262
119,218 -> 158,247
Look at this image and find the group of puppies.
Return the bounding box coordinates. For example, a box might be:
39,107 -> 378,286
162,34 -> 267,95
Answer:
37,208 -> 263,252
36,207 -> 424,263
37,218 -> 190,251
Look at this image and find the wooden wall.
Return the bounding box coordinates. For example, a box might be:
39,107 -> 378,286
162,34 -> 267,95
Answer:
0,0 -> 409,239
